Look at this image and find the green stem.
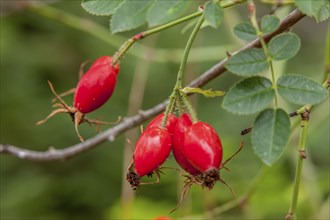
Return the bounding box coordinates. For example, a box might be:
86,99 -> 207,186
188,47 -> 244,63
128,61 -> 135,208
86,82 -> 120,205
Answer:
161,15 -> 204,127
176,92 -> 185,116
175,15 -> 205,88
143,12 -> 202,38
112,0 -> 247,65
112,11 -> 203,65
324,27 -> 330,81
260,0 -> 295,5
25,2 -> 242,64
286,117 -> 309,220
160,94 -> 177,129
249,0 -> 278,108
286,76 -> 330,219
181,93 -> 199,123
323,76 -> 330,89
174,15 -> 205,123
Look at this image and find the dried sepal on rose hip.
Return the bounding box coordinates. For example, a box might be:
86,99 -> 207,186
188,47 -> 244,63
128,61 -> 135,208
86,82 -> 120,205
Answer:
36,56 -> 120,142
126,113 -> 177,190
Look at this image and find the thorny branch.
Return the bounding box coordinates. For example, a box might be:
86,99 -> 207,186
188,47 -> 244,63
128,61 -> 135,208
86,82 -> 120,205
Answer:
0,9 -> 305,161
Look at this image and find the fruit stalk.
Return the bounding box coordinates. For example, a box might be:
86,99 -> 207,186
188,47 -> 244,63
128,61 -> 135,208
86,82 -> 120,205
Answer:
112,11 -> 202,65
161,15 -> 205,127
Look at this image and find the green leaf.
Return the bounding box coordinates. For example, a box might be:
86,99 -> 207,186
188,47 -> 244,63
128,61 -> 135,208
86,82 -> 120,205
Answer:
181,87 -> 225,97
252,108 -> 291,166
260,15 -> 280,34
147,0 -> 189,27
277,74 -> 328,105
295,0 -> 329,22
204,1 -> 224,29
233,22 -> 257,41
268,33 -> 301,60
225,48 -> 268,76
111,1 -> 153,34
81,0 -> 124,16
315,2 -> 330,22
222,76 -> 275,115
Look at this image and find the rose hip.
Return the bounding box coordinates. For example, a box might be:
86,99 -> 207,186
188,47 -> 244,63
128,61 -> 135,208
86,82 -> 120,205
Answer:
37,56 -> 119,142
126,126 -> 172,190
134,127 -> 172,176
146,113 -> 178,133
74,56 -> 119,113
126,113 -> 177,189
182,122 -> 223,189
172,114 -> 200,176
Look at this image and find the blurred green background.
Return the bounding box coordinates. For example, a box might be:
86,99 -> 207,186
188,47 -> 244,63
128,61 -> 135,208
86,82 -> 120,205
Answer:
0,1 -> 329,220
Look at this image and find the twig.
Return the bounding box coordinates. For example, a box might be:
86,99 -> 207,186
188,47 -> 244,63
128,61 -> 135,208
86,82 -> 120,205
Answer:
0,10 -> 305,161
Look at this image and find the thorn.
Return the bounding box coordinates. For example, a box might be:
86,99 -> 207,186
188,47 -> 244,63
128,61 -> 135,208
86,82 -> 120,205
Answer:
285,213 -> 293,220
241,127 -> 252,135
298,150 -> 307,159
48,146 -> 57,153
138,110 -> 146,116
248,1 -> 255,16
289,111 -> 298,117
132,33 -> 144,40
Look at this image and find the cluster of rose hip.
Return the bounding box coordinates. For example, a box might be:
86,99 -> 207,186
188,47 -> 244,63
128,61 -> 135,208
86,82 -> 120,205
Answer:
127,112 -> 224,191
38,55 -> 232,192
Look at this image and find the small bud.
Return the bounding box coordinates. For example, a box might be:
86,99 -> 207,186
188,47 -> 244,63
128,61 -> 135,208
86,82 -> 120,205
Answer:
298,150 -> 307,159
248,2 -> 255,16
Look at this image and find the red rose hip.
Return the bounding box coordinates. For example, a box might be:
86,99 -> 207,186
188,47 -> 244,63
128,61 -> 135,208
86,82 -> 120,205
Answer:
37,56 -> 120,142
126,114 -> 177,189
146,113 -> 178,133
172,114 -> 200,175
183,122 -> 223,188
134,127 -> 172,177
74,56 -> 119,114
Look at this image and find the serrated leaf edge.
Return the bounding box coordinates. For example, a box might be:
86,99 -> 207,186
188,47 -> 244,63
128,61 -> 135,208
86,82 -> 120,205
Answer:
221,76 -> 275,115
276,74 -> 328,105
81,0 -> 124,16
268,32 -> 301,60
110,1 -> 152,34
252,108 -> 290,166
